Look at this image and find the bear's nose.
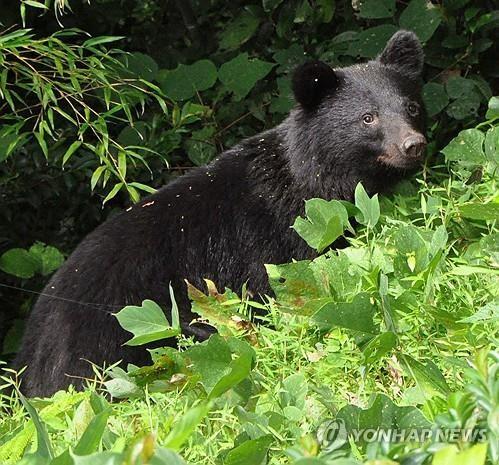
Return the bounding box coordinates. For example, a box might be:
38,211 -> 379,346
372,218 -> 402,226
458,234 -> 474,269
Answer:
402,134 -> 427,158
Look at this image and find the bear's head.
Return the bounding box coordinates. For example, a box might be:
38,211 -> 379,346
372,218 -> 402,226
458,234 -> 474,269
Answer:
287,30 -> 427,200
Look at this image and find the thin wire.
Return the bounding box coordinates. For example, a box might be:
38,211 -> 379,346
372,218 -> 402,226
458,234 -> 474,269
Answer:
0,282 -> 120,315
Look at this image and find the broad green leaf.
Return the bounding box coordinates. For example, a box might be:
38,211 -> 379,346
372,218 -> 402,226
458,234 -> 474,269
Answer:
399,354 -> 450,398
186,335 -> 254,398
184,126 -> 217,166
186,279 -> 250,334
459,301 -> 499,323
485,126 -> 499,165
336,394 -> 430,441
312,293 -> 378,334
219,12 -> 259,50
279,373 -> 308,409
0,248 -> 40,279
218,53 -> 274,100
392,225 -> 429,277
163,403 -> 209,450
441,128 -> 485,164
399,0 -> 442,42
104,377 -> 141,399
157,60 -> 217,101
120,52 -> 158,81
432,443 -> 487,465
360,332 -> 397,365
354,183 -> 380,228
72,451 -> 123,465
209,348 -> 254,400
486,96 -> 499,120
359,0 -> 395,19
115,299 -> 180,346
223,435 -> 273,465
73,411 -> 110,455
266,261 -> 323,313
28,243 -> 64,276
292,198 -> 350,253
422,82 -> 449,117
459,202 -> 499,220
151,448 -> 186,465
347,25 -> 398,58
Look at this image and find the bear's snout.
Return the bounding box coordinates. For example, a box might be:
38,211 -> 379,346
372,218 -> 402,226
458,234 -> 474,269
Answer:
402,134 -> 427,159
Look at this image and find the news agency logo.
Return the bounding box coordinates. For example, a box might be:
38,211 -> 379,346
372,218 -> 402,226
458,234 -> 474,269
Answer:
317,419 -> 487,451
317,419 -> 348,450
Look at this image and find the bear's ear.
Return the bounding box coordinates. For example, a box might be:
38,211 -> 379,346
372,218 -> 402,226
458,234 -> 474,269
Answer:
378,30 -> 424,80
292,61 -> 338,110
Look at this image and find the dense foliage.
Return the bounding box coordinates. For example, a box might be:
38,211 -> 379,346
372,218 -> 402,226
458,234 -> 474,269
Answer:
0,1 -> 498,464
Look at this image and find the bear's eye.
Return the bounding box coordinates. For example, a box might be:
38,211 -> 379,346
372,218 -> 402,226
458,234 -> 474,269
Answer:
407,102 -> 419,116
362,113 -> 376,125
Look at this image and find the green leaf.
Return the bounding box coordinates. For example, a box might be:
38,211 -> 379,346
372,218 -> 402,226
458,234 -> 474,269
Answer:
399,0 -> 442,42
459,202 -> 499,220
102,182 -> 123,205
432,443 -> 487,465
22,0 -> 48,9
73,411 -> 110,455
115,299 -> 180,346
422,82 -> 449,117
34,131 -> 49,159
209,345 -> 254,400
218,53 -> 275,101
485,126 -> 499,165
486,96 -> 499,120
186,335 -> 254,398
62,140 -> 82,166
18,392 -> 54,460
128,182 -> 157,194
157,60 -> 217,101
0,248 -> 40,279
28,243 -> 64,276
83,36 -> 125,47
184,126 -> 217,166
311,293 -> 378,334
359,0 -> 395,19
163,403 -> 209,450
219,12 -> 259,50
347,25 -> 398,58
72,451 -> 123,465
336,394 -> 430,441
441,128 -> 485,164
360,332 -> 397,365
292,198 -> 350,253
91,166 -> 106,191
120,52 -> 158,81
266,261 -> 323,313
223,435 -> 273,465
399,354 -> 450,398
354,183 -> 380,228
104,373 -> 141,399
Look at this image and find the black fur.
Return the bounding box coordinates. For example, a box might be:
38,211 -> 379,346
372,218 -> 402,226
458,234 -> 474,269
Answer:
15,31 -> 427,397
292,61 -> 338,110
378,30 -> 424,81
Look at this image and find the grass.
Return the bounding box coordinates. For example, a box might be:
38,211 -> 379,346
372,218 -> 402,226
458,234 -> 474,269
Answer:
0,104 -> 498,465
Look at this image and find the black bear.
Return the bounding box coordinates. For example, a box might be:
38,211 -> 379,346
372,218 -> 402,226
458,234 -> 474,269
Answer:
15,31 -> 426,397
